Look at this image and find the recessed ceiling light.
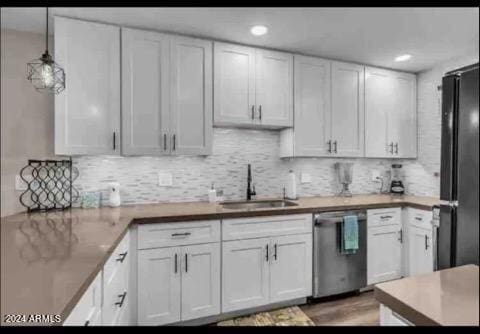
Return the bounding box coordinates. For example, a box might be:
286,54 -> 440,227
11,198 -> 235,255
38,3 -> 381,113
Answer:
395,54 -> 412,62
250,25 -> 268,36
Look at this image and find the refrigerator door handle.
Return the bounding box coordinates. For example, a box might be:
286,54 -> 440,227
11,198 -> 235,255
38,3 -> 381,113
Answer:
439,200 -> 458,207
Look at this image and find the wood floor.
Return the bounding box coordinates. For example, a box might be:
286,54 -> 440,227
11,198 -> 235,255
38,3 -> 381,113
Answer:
300,291 -> 380,326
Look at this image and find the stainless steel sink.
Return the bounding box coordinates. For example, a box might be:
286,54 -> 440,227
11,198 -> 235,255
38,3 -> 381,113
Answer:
220,199 -> 298,210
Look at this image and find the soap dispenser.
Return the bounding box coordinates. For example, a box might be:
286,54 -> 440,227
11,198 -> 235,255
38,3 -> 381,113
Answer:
285,170 -> 298,200
208,183 -> 217,203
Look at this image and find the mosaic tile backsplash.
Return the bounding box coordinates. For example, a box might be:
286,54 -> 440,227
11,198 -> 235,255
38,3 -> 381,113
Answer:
73,128 -> 422,206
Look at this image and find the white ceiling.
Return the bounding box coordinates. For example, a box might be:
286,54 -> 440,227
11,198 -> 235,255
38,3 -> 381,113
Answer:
2,7 -> 479,72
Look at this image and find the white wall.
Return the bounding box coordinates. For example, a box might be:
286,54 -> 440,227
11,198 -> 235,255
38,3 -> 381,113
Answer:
1,29 -> 55,217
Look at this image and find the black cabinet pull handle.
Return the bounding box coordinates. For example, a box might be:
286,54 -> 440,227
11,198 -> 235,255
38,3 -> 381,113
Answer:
425,235 -> 429,250
171,232 -> 191,237
398,229 -> 403,243
258,105 -> 262,120
115,292 -> 127,307
415,216 -> 423,221
185,253 -> 188,273
113,132 -> 116,150
174,253 -> 178,273
333,140 -> 337,153
265,244 -> 269,262
84,320 -> 90,326
389,142 -> 394,154
164,134 -> 167,151
394,143 -> 399,154
251,105 -> 255,120
327,140 -> 332,153
380,215 -> 392,219
116,251 -> 128,263
274,243 -> 277,260
173,134 -> 176,151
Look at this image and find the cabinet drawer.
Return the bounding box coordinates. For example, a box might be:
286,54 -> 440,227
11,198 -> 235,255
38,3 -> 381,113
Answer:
102,266 -> 129,326
407,208 -> 432,230
138,220 -> 220,249
104,231 -> 130,290
63,271 -> 102,326
367,208 -> 401,228
222,214 -> 312,241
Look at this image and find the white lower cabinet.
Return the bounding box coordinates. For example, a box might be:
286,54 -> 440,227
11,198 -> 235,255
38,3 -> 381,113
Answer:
405,208 -> 434,277
137,243 -> 220,325
138,247 -> 181,325
269,234 -> 312,303
63,271 -> 103,326
367,208 -> 403,285
222,237 -> 270,312
222,232 -> 312,313
379,304 -> 412,326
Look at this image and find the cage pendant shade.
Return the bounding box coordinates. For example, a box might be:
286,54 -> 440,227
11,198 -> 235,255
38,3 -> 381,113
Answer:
27,51 -> 65,93
27,7 -> 65,94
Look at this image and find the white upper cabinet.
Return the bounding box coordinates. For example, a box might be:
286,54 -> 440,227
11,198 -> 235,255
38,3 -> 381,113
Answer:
170,36 -> 213,155
213,43 -> 256,126
365,67 -> 417,158
364,67 -> 393,158
255,49 -> 293,127
391,72 -> 417,158
330,61 -> 365,157
213,42 -> 293,128
121,30 -> 212,156
121,28 -> 170,156
281,56 -> 331,157
55,17 -> 120,155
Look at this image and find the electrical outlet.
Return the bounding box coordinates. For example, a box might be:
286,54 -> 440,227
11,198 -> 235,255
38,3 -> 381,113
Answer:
371,170 -> 381,181
158,172 -> 173,187
301,173 -> 312,184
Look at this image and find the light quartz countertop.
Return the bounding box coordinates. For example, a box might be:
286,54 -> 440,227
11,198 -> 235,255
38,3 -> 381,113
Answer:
1,194 -> 438,325
375,264 -> 479,326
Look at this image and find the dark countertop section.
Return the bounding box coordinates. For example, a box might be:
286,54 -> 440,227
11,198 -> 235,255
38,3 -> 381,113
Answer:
374,265 -> 479,326
1,194 -> 438,325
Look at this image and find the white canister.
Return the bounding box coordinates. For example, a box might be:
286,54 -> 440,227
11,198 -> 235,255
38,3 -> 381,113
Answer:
108,182 -> 121,207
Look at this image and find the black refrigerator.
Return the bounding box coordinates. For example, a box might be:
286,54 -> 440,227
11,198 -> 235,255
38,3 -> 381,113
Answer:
438,63 -> 479,269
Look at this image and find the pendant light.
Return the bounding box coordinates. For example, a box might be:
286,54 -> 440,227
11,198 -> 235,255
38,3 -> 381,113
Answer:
27,7 -> 65,94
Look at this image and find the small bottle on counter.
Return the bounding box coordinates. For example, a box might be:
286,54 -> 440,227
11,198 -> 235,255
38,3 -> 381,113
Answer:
285,170 -> 298,200
208,183 -> 217,203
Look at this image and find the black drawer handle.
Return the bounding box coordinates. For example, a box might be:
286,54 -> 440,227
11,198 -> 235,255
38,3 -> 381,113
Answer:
327,140 -> 332,153
251,105 -> 255,120
398,229 -> 403,243
116,251 -> 128,263
115,292 -> 127,307
185,253 -> 188,273
380,215 -> 393,219
265,244 -> 269,262
84,320 -> 90,326
425,235 -> 429,250
415,216 -> 423,221
274,243 -> 277,260
171,232 -> 191,237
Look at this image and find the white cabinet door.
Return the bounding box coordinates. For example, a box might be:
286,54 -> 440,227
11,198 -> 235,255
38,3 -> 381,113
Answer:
121,28 -> 170,156
181,243 -> 220,321
391,72 -> 417,158
269,234 -> 312,303
330,61 -> 365,157
367,225 -> 402,285
55,17 -> 120,155
255,49 -> 293,127
222,238 -> 270,312
292,55 -> 331,156
138,247 -> 181,325
213,42 -> 256,126
170,36 -> 213,155
407,226 -> 433,276
365,67 -> 394,158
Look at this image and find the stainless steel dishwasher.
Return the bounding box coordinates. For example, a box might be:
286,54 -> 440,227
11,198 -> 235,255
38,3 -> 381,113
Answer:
313,210 -> 367,298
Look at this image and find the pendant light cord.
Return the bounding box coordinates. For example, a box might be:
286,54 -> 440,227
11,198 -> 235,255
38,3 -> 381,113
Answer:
45,7 -> 49,52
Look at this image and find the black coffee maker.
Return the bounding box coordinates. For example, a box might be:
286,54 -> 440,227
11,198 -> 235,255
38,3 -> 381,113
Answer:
390,164 -> 405,195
